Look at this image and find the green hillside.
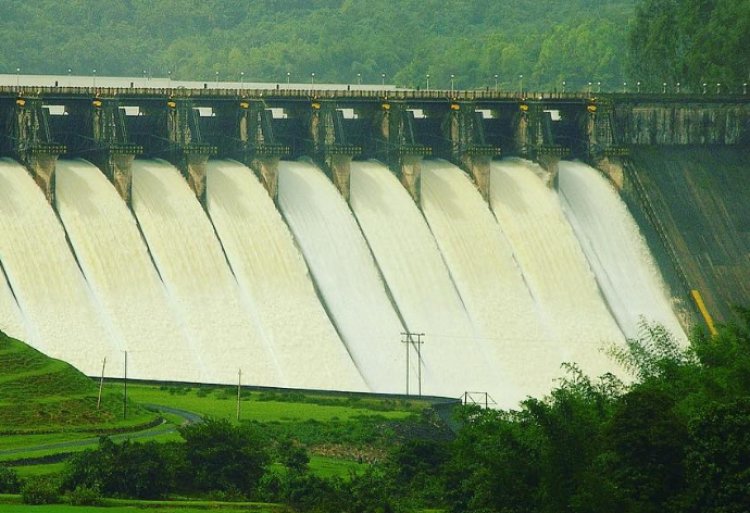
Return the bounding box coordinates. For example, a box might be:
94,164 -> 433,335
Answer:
0,330 -> 152,432
0,0 -> 634,91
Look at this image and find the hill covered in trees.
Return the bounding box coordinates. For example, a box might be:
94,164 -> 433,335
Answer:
1,0 -> 634,91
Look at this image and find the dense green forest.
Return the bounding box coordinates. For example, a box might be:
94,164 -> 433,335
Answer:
3,0 -> 746,92
2,0 -> 634,90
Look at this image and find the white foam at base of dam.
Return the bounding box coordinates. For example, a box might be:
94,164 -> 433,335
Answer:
278,160 -> 402,393
558,161 -> 687,341
206,160 -> 366,391
421,159 -> 564,406
131,159 -> 280,385
55,159 -> 201,381
350,160 -> 499,398
490,159 -> 625,377
0,158 -> 119,374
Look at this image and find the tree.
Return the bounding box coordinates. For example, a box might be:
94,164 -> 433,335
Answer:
179,418 -> 270,496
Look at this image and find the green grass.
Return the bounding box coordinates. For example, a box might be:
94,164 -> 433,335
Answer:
308,455 -> 366,479
0,332 -> 156,433
127,384 -> 420,424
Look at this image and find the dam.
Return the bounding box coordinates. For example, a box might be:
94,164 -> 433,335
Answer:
0,82 -> 747,407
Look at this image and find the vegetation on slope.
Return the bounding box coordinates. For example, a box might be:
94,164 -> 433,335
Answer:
0,330 -> 152,432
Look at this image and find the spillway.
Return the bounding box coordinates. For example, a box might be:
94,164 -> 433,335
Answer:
489,159 -> 625,377
0,269 -> 27,341
0,158 -> 119,374
421,159 -> 562,406
206,160 -> 366,391
55,159 -> 200,381
131,159 -> 280,385
557,161 -> 686,340
278,160 -> 403,393
349,160 -> 499,398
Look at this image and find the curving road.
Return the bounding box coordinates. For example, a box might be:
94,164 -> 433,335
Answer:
0,404 -> 202,460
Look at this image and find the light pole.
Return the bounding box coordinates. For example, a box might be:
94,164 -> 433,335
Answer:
623,81 -> 627,93
381,72 -> 386,86
215,70 -> 219,86
286,71 -> 290,85
311,72 -> 315,85
357,73 -> 361,85
637,81 -> 641,93
662,82 -> 667,94
519,74 -> 524,94
702,82 -> 707,94
716,82 -> 721,94
676,82 -> 681,93
426,74 -> 430,91
562,80 -> 566,93
744,83 -> 748,95
123,350 -> 128,419
15,67 -> 20,88
597,81 -> 601,93
240,71 -> 245,89
168,70 -> 172,88
494,74 -> 498,92
450,73 -> 455,94
92,69 -> 97,87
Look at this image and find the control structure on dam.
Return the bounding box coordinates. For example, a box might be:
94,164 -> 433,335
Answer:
0,83 -> 748,405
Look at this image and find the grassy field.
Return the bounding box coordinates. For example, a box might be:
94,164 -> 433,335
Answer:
127,383 -> 423,424
0,332 -> 155,433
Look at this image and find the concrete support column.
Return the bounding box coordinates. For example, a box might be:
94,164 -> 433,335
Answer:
249,156 -> 280,200
28,153 -> 59,204
399,155 -> 423,204
325,154 -> 353,201
460,154 -> 491,201
184,153 -> 209,204
108,153 -> 136,204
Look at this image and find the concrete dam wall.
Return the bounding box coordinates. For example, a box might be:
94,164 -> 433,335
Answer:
0,85 -> 747,407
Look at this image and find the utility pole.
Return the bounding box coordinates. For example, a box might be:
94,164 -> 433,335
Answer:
401,332 -> 425,396
237,368 -> 242,422
97,357 -> 106,410
123,351 -> 128,419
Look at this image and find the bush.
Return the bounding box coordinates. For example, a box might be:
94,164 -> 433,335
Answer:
21,477 -> 60,505
68,484 -> 103,506
0,466 -> 21,493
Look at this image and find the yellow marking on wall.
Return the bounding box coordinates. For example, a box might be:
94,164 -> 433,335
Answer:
690,289 -> 717,336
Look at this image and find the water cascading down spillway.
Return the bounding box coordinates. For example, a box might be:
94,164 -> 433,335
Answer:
0,158 -> 121,374
278,160 -> 405,393
557,161 -> 686,341
349,160 -> 500,398
55,159 -> 203,381
489,158 -> 625,377
420,159 -> 563,405
131,159 -> 282,385
205,159 -> 367,391
0,261 -> 27,342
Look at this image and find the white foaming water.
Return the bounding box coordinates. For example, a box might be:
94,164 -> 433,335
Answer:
349,160 -> 499,398
206,160 -> 366,391
558,161 -> 686,341
55,159 -> 201,381
278,160 -> 403,393
0,158 -> 119,373
490,159 -> 625,377
0,269 -> 27,341
131,159 -> 280,385
421,159 -> 562,406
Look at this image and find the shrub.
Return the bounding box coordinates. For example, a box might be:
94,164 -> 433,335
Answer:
0,466 -> 21,493
69,484 -> 102,506
21,477 -> 60,505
